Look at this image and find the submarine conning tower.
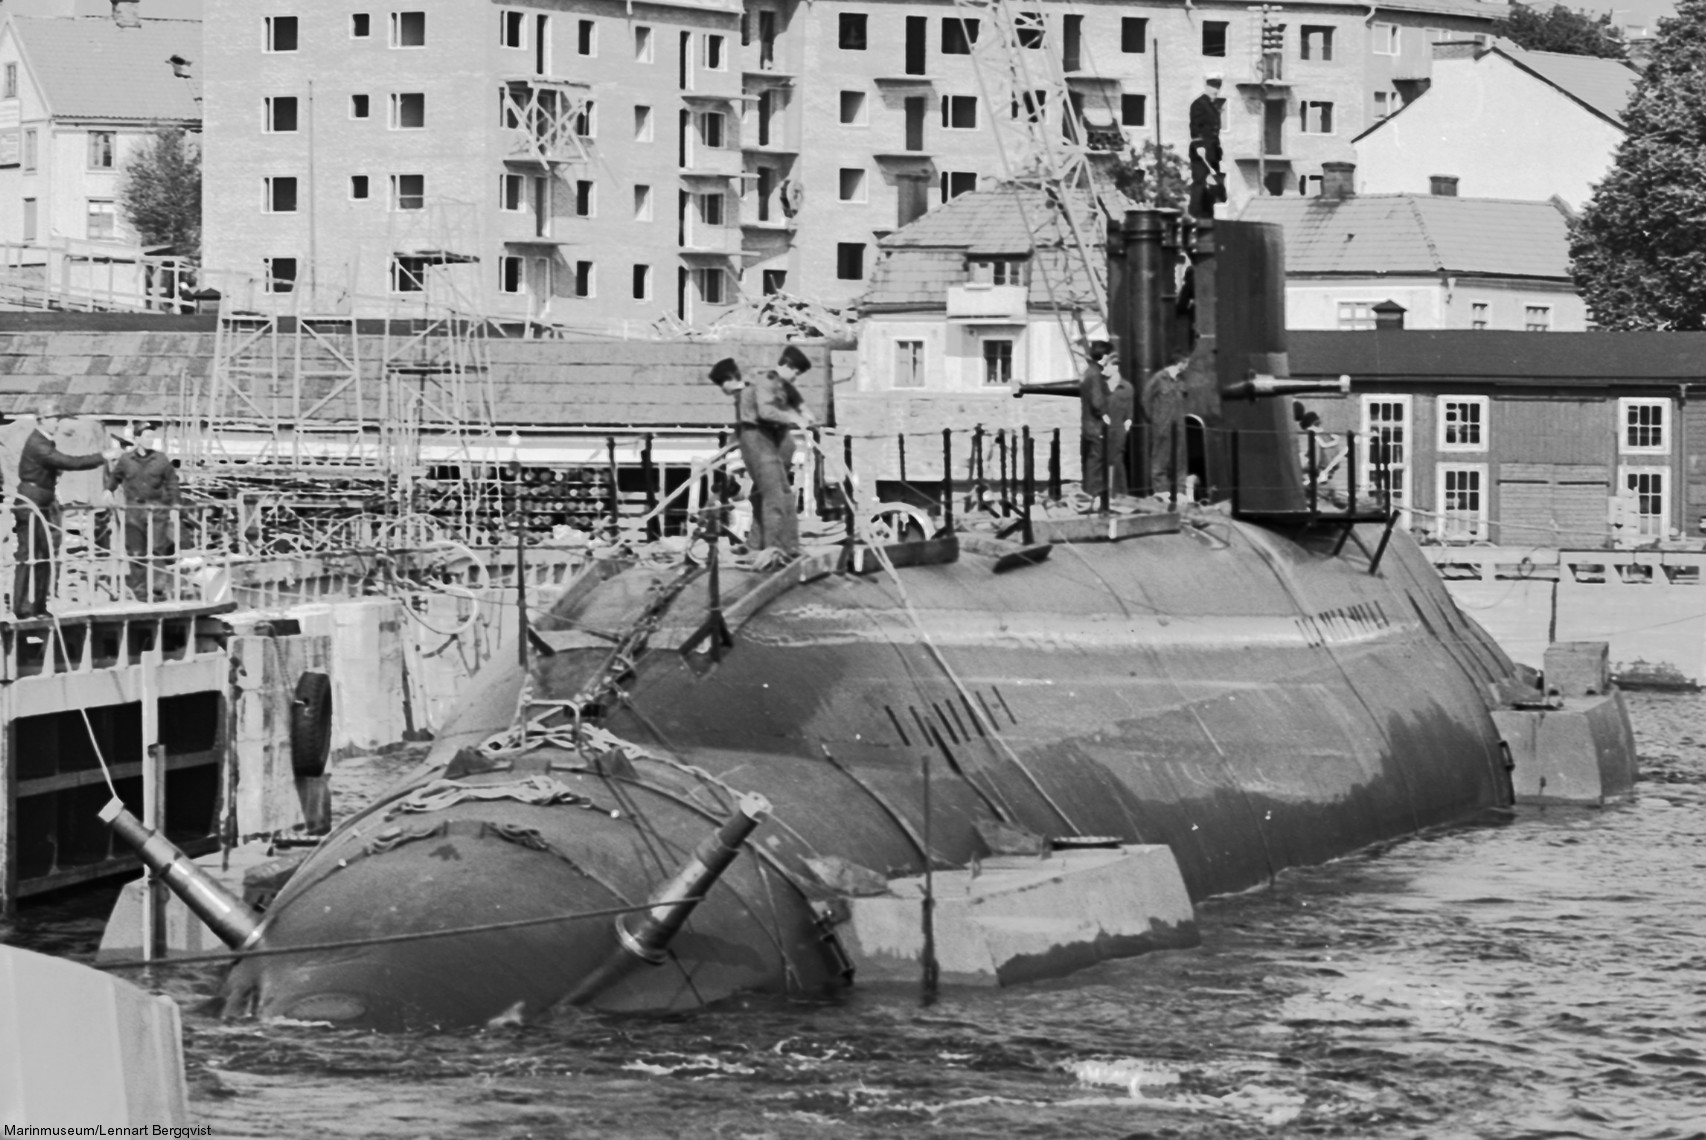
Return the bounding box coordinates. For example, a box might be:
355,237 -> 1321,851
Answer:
1106,210 -> 1345,514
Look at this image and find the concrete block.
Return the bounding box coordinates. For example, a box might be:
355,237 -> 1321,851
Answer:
230,631 -> 331,837
1545,641 -> 1610,697
0,945 -> 189,1126
1494,690 -> 1638,806
838,845 -> 1198,988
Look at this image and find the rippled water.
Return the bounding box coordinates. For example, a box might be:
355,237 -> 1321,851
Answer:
9,693 -> 1706,1139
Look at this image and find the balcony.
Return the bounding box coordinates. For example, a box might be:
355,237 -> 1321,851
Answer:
498,211 -> 574,246
946,284 -> 1027,322
500,78 -> 594,168
681,224 -> 740,255
680,146 -> 744,178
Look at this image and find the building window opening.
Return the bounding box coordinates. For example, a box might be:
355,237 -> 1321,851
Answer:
837,242 -> 865,280
390,92 -> 425,129
982,338 -> 1014,385
391,11 -> 426,48
1301,25 -> 1333,60
943,18 -> 978,54
264,176 -> 298,213
391,173 -> 425,210
895,339 -> 925,388
1122,17 -> 1148,52
390,255 -> 428,293
265,16 -> 298,52
265,96 -> 299,132
264,256 -> 297,294
1203,21 -> 1228,57
839,14 -> 867,50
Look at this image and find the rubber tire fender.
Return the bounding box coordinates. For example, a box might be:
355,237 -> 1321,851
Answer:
290,671 -> 334,778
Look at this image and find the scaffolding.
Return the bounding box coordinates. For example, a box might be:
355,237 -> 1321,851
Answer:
947,0 -> 1127,345
176,198 -> 502,550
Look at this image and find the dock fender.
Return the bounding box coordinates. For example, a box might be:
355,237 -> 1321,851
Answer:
291,671 -> 334,777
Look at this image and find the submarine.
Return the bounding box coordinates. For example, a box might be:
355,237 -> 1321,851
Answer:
204,213 -> 1523,1029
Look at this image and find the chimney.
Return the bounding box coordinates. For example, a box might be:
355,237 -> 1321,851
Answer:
1320,162 -> 1356,201
1373,300 -> 1406,331
1430,175 -> 1460,197
112,0 -> 141,28
167,54 -> 192,78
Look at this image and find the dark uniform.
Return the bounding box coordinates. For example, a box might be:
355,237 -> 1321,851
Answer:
735,371 -> 805,556
1081,357 -> 1135,498
107,447 -> 181,600
1143,361 -> 1190,490
13,428 -> 107,617
1189,91 -> 1225,219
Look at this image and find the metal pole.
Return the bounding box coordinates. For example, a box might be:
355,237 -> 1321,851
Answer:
1230,428 -> 1242,517
642,433 -> 658,541
140,647 -> 163,960
1348,429 -> 1358,515
1099,418 -> 1111,515
898,432 -> 907,484
1049,429 -> 1061,501
941,428 -> 954,533
1170,420 -> 1179,511
920,746 -> 938,1000
605,435 -> 620,533
1022,426 -> 1035,545
1307,428 -> 1318,516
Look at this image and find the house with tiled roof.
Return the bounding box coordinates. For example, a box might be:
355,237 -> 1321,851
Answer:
0,1 -> 201,307
842,184 -> 1104,481
1240,170 -> 1584,330
1353,38 -> 1638,209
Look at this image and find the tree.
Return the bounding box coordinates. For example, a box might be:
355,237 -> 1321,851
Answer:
1570,0 -> 1706,330
1107,141 -> 1189,211
118,128 -> 201,258
1495,2 -> 1626,58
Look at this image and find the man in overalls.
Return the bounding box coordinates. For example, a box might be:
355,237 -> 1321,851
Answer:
12,400 -> 118,617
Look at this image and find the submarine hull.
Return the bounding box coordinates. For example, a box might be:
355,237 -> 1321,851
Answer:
225,517 -> 1517,1028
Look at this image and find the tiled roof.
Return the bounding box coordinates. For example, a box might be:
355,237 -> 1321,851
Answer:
1289,330 -> 1706,386
878,185 -> 1108,256
865,185 -> 1111,310
11,16 -> 201,122
0,331 -> 835,427
1500,41 -> 1638,127
1239,195 -> 1571,280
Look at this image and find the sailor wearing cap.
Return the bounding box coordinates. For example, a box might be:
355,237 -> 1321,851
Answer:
107,426 -> 182,601
710,346 -> 815,561
1189,74 -> 1226,219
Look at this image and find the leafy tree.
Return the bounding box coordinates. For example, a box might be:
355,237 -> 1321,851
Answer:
118,128 -> 201,257
1495,2 -> 1626,58
1570,0 -> 1706,330
1107,141 -> 1189,211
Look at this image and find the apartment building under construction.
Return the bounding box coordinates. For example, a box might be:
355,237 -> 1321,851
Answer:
201,0 -> 1508,327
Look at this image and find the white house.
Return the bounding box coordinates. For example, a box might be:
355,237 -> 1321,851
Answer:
0,1 -> 201,308
845,184 -> 1102,482
1241,165 -> 1586,331
1353,39 -> 1637,210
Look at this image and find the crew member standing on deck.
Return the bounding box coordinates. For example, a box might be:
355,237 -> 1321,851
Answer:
12,399 -> 119,618
1144,353 -> 1191,493
1189,74 -> 1226,220
712,346 -> 814,564
1080,341 -> 1133,501
108,427 -> 181,602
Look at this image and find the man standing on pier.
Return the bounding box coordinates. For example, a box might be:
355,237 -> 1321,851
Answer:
11,399 -> 119,618
108,428 -> 181,602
